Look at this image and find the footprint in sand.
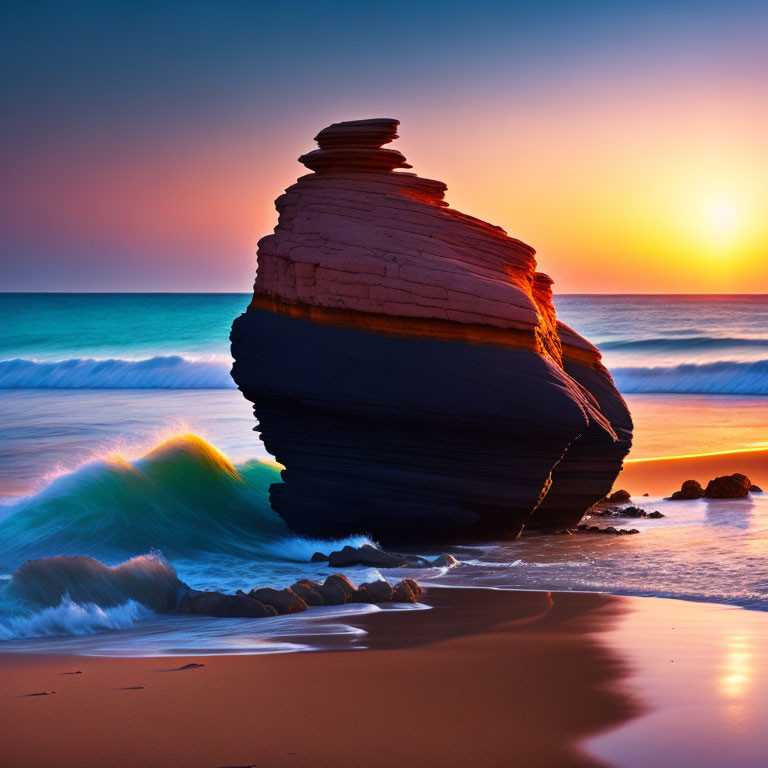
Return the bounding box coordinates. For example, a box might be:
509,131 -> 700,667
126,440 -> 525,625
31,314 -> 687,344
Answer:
17,690 -> 56,697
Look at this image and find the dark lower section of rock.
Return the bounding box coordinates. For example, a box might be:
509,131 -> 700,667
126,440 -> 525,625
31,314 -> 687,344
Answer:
231,308 -> 620,544
527,360 -> 633,530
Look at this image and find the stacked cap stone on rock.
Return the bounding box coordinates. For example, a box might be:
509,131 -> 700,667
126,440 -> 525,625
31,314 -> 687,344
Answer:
315,118 -> 400,148
231,118 -> 633,544
299,118 -> 411,174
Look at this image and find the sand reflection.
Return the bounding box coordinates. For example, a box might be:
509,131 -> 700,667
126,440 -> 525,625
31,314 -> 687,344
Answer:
588,597 -> 768,767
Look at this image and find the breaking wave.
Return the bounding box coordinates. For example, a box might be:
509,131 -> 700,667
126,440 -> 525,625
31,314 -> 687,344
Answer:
613,359 -> 768,395
0,553 -> 181,641
0,435 -> 375,642
9,554 -> 183,612
0,356 -> 236,389
602,336 -> 768,352
0,434 -> 372,566
0,596 -> 153,641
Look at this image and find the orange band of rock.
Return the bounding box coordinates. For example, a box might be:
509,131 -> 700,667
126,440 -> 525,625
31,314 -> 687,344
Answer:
248,294 -> 601,367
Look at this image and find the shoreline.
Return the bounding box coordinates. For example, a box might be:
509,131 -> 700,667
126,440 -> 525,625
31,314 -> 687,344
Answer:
6,587 -> 768,767
0,587 -> 636,768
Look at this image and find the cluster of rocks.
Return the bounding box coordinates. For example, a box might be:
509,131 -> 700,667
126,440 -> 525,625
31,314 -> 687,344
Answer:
311,544 -> 458,569
178,574 -> 423,619
230,117 -> 633,543
575,525 -> 640,535
669,474 -> 763,500
590,505 -> 664,519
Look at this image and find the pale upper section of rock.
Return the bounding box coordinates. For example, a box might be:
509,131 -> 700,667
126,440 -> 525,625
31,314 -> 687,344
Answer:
252,119 -> 555,344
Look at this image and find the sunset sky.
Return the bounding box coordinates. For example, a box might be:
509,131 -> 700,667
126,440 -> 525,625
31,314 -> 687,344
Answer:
2,0 -> 767,293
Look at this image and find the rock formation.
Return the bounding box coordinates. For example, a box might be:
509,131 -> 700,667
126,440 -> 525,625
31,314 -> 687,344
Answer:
669,474 -> 758,500
178,574 -> 423,618
705,473 -> 752,499
312,543 -> 459,569
670,479 -> 706,500
231,118 -> 632,544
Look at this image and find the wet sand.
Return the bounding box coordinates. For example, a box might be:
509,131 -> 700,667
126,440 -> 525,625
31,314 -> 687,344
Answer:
6,587 -> 768,767
0,588 -> 635,768
617,447 -> 767,496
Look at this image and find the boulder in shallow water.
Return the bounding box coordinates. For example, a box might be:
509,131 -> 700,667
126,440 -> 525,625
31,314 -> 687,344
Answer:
327,544 -> 412,568
289,579 -> 325,606
356,580 -> 394,603
607,489 -> 631,504
178,590 -> 277,618
314,574 -> 359,605
670,479 -> 706,500
392,579 -> 423,603
323,574 -> 358,601
750,484 -> 763,493
705,473 -> 751,499
402,578 -> 423,597
322,543 -> 446,569
247,587 -> 308,614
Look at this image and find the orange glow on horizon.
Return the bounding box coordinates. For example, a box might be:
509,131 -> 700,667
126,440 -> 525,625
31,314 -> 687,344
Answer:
5,81 -> 768,292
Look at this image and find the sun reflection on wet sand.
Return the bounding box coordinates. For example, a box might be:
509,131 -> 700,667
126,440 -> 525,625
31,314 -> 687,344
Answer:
587,597 -> 768,767
718,633 -> 755,734
719,635 -> 752,700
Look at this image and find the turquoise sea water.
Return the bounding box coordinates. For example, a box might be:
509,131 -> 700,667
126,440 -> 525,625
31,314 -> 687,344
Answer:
0,293 -> 767,653
2,293 -> 768,391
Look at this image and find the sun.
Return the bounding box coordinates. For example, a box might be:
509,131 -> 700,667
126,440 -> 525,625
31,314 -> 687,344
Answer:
708,200 -> 739,239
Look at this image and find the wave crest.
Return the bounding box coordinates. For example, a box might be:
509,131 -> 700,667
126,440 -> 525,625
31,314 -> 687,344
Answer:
613,359 -> 768,395
0,356 -> 235,389
10,554 -> 182,612
602,336 -> 768,352
0,434 -> 286,562
0,434 -> 373,566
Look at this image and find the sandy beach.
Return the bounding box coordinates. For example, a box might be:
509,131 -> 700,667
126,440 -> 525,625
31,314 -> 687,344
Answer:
4,585 -> 768,768
0,588 -> 634,768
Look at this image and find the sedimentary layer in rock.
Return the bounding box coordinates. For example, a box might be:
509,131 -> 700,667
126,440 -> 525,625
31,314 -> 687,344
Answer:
231,118 -> 632,543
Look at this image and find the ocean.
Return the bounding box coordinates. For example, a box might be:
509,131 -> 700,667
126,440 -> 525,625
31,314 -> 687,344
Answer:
0,293 -> 767,654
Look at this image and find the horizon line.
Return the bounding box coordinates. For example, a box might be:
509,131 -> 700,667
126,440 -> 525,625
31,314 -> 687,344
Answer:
2,291 -> 768,297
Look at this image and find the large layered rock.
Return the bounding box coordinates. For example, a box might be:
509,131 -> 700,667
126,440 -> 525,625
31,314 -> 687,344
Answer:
231,118 -> 632,544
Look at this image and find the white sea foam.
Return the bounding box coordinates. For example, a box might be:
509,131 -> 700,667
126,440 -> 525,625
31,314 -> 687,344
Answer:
0,356 -> 235,389
2,355 -> 766,394
0,597 -> 152,640
613,359 -> 768,395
